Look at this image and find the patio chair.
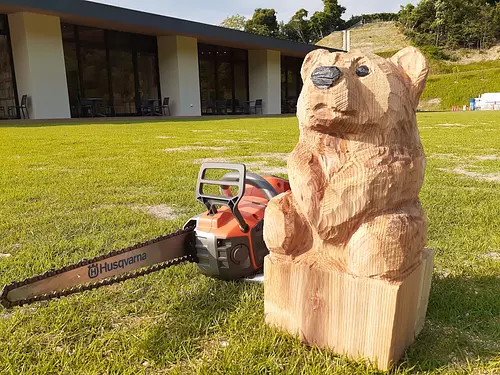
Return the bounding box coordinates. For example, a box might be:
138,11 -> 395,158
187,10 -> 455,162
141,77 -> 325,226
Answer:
8,94 -> 29,119
77,96 -> 94,117
159,97 -> 171,116
225,99 -> 233,114
97,100 -> 113,117
0,106 -> 5,118
204,99 -> 216,114
233,99 -> 245,114
140,99 -> 153,116
249,99 -> 263,115
287,97 -> 298,113
216,99 -> 227,115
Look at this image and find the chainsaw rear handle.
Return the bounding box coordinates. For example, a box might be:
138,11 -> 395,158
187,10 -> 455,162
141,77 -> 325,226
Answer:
220,171 -> 278,201
196,163 -> 278,233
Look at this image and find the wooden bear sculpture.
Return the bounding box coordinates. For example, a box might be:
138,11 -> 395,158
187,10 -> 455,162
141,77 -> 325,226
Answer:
264,47 -> 433,370
265,46 -> 429,279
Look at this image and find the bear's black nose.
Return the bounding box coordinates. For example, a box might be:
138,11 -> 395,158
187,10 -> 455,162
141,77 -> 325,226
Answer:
311,66 -> 342,89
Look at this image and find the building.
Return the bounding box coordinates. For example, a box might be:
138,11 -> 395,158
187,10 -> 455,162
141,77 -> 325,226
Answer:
0,0 -> 339,120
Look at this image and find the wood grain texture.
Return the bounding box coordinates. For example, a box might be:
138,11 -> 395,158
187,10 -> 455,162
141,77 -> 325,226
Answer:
264,248 -> 434,371
415,248 -> 435,337
263,47 -> 432,370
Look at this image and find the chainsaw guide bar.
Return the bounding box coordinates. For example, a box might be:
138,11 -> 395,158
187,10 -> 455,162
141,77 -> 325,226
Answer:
0,227 -> 196,309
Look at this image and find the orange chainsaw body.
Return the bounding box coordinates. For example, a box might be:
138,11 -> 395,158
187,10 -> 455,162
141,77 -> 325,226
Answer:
187,165 -> 290,280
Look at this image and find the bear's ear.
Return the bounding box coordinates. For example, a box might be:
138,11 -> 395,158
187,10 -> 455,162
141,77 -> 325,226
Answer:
390,47 -> 429,106
301,49 -> 332,82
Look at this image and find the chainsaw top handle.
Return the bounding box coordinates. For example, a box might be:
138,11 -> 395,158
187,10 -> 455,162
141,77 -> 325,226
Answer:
220,171 -> 278,201
196,163 -> 278,233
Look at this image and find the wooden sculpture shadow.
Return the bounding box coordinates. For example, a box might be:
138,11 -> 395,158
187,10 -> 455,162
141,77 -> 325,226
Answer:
401,274 -> 500,371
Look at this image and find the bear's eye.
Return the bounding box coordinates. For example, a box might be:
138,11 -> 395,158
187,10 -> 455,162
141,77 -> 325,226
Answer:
356,65 -> 370,77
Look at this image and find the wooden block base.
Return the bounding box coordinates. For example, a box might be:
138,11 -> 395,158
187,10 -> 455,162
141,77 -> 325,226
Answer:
264,248 -> 434,371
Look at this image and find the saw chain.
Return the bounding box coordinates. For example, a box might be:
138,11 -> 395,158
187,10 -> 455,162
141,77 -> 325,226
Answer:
0,227 -> 196,309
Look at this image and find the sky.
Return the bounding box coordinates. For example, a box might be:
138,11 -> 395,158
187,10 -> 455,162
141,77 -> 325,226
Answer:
86,0 -> 416,26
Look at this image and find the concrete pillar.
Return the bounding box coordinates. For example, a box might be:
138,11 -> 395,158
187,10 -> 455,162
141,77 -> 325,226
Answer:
248,49 -> 281,115
157,36 -> 201,116
342,30 -> 351,51
8,12 -> 70,119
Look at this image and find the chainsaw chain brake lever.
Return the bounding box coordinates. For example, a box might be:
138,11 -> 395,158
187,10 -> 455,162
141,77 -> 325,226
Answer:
196,163 -> 249,233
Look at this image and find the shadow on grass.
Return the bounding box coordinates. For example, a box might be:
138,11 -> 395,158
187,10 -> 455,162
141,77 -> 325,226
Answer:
139,277 -> 246,368
0,117 -> 211,128
0,115 -> 293,128
401,275 -> 500,372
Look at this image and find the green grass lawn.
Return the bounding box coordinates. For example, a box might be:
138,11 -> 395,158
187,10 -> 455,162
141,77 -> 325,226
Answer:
0,113 -> 499,374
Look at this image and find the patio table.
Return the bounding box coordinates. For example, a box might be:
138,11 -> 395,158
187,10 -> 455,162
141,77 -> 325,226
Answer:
86,98 -> 106,117
143,99 -> 162,116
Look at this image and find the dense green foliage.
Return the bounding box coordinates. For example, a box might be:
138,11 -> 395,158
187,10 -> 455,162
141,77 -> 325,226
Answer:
399,0 -> 500,49
244,8 -> 280,37
0,114 -> 499,374
344,12 -> 399,29
220,14 -> 246,31
221,0 -> 346,43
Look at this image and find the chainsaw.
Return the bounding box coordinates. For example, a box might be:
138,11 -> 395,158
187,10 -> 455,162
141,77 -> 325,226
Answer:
0,163 -> 290,309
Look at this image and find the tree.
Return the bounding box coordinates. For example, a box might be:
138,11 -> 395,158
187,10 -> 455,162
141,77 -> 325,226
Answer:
309,0 -> 346,42
324,0 -> 346,25
245,8 -> 279,37
220,14 -> 247,31
398,4 -> 418,31
283,9 -> 311,43
476,2 -> 497,48
432,0 -> 446,46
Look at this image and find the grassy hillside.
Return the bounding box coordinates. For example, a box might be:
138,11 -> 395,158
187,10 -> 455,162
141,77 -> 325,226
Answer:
317,31 -> 344,50
422,64 -> 500,110
317,21 -> 409,54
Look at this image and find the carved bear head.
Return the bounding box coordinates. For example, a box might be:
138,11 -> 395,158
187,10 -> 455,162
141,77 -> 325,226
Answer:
297,47 -> 429,133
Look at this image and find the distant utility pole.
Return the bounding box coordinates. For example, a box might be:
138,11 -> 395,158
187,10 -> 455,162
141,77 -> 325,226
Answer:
453,66 -> 459,83
342,30 -> 351,51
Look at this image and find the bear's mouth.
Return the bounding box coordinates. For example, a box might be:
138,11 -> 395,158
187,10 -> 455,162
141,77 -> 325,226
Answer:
312,103 -> 354,116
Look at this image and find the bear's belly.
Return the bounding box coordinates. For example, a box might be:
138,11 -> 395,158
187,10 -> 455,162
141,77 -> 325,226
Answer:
321,147 -> 424,217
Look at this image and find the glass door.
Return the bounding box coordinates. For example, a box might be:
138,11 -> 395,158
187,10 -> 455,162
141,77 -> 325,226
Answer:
110,49 -> 136,115
0,17 -> 17,119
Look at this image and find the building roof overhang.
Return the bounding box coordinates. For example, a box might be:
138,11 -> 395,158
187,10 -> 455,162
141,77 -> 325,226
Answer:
0,0 -> 342,57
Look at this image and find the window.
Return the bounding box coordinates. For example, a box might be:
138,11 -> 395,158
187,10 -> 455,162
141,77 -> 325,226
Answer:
0,15 -> 18,119
61,23 -> 160,117
281,56 -> 304,114
198,43 -> 248,115
137,52 -> 159,102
